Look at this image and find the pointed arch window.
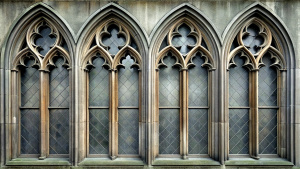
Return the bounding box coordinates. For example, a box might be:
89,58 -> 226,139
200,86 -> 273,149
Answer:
155,18 -> 215,159
11,17 -> 71,159
227,18 -> 286,159
82,19 -> 142,159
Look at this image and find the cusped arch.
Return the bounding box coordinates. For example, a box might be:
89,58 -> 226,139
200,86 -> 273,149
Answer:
1,2 -> 75,70
156,46 -> 185,70
223,2 -> 294,70
113,46 -> 142,70
150,3 -> 221,63
76,2 -> 148,66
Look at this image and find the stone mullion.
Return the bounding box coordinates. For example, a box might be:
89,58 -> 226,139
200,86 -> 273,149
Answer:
279,70 -> 287,158
154,70 -> 159,158
249,70 -> 259,159
110,70 -> 118,160
11,70 -> 19,159
39,70 -> 49,159
181,69 -> 188,159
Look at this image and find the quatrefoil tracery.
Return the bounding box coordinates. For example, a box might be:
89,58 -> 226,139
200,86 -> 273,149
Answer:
13,17 -> 71,71
83,19 -> 142,71
156,18 -> 215,71
228,18 -> 286,71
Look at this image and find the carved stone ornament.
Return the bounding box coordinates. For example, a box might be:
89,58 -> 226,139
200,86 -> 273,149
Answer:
227,17 -> 286,71
13,17 -> 71,71
82,19 -> 142,71
156,18 -> 215,71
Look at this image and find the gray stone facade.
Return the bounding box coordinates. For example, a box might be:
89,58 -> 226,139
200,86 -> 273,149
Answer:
0,0 -> 299,168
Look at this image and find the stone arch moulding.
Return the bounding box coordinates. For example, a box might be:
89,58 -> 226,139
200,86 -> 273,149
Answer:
0,2 -> 75,166
149,3 -> 221,165
75,2 -> 148,165
222,1 -> 295,165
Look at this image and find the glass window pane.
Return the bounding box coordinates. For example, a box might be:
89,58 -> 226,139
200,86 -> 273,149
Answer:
229,55 -> 249,107
159,109 -> 180,154
20,59 -> 40,154
188,109 -> 208,154
118,55 -> 139,155
118,55 -> 139,107
118,109 -> 139,154
229,109 -> 249,154
89,57 -> 109,106
259,109 -> 277,154
49,57 -> 69,154
259,54 -> 277,106
188,54 -> 208,107
102,24 -> 126,55
89,109 -> 109,154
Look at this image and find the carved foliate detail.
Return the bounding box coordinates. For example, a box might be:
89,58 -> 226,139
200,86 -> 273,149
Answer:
83,19 -> 142,71
156,18 -> 215,71
228,17 -> 286,71
13,17 -> 71,71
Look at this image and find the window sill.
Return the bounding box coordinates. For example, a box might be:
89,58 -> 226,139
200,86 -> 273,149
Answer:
78,158 -> 144,166
6,158 -> 71,166
225,158 -> 294,166
152,157 -> 220,166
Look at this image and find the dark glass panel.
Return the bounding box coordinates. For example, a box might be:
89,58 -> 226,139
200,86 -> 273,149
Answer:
49,109 -> 69,154
229,109 -> 249,154
259,109 -> 277,154
118,55 -> 139,107
229,54 -> 249,107
89,109 -> 109,154
159,109 -> 180,154
188,109 -> 208,154
159,36 -> 168,52
188,54 -> 208,107
159,55 -> 179,107
89,57 -> 109,107
49,57 -> 69,154
20,59 -> 40,154
259,54 -> 277,106
118,109 -> 139,154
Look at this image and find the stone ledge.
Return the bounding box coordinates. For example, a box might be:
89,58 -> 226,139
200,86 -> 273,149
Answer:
152,158 -> 221,166
78,158 -> 144,166
225,158 -> 294,166
6,158 -> 71,166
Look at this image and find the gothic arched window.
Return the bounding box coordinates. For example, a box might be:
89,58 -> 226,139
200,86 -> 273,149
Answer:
11,17 -> 71,159
82,19 -> 142,159
227,18 -> 286,159
155,18 -> 215,159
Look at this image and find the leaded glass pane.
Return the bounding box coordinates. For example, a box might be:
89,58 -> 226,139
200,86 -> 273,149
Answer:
118,55 -> 139,107
89,109 -> 109,154
102,24 -> 126,55
229,109 -> 249,154
49,109 -> 69,154
188,109 -> 208,154
259,109 -> 277,154
188,54 -> 208,107
229,55 -> 249,107
259,54 -> 277,106
49,58 -> 69,107
118,109 -> 139,154
159,55 -> 179,107
89,57 -> 109,106
159,109 -> 180,154
21,109 -> 40,154
21,59 -> 40,107
171,24 -> 196,55
49,57 -> 69,154
20,59 -> 40,154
